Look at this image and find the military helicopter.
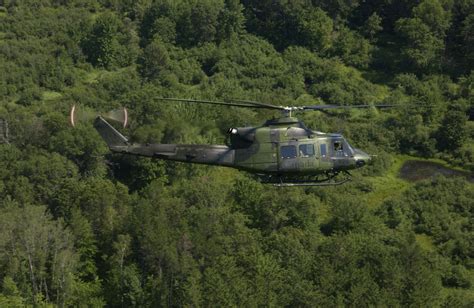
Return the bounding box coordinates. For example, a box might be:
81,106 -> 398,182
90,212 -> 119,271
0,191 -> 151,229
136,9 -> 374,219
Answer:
76,98 -> 391,186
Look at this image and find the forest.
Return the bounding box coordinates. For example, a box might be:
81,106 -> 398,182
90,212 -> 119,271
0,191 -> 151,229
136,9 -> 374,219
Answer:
0,0 -> 473,306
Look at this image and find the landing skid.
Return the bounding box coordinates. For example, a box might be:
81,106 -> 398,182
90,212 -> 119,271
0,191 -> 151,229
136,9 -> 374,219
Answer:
259,171 -> 352,187
273,178 -> 351,187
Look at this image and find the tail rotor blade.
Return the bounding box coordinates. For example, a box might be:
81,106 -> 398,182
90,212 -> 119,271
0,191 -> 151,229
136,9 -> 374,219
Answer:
70,104 -> 97,127
103,108 -> 128,128
70,105 -> 128,128
70,105 -> 75,127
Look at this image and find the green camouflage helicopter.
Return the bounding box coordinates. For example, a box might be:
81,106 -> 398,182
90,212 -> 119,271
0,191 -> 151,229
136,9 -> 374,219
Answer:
75,99 -> 391,187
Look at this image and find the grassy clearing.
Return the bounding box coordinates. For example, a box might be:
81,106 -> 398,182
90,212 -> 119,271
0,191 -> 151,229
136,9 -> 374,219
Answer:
42,91 -> 62,101
82,67 -> 118,84
82,67 -> 132,85
363,155 -> 411,209
83,70 -> 102,84
363,153 -> 472,210
415,233 -> 436,252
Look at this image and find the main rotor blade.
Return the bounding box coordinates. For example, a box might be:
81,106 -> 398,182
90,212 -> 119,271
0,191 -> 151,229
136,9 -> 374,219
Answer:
227,99 -> 286,110
302,104 -> 395,111
155,97 -> 285,110
154,97 -> 395,113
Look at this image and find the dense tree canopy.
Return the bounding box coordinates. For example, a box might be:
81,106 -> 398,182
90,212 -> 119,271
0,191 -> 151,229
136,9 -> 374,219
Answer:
0,0 -> 473,306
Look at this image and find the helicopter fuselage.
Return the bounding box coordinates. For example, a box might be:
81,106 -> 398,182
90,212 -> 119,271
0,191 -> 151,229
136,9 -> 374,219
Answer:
94,116 -> 371,177
226,116 -> 370,175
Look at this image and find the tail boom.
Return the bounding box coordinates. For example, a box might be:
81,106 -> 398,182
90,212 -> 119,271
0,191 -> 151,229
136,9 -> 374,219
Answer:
114,143 -> 235,166
94,116 -> 235,167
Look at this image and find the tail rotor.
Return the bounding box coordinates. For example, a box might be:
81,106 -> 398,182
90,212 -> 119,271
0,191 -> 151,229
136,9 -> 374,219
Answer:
70,105 -> 128,128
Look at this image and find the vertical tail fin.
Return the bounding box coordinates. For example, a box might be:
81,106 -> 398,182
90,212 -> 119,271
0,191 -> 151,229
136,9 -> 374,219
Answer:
94,116 -> 128,147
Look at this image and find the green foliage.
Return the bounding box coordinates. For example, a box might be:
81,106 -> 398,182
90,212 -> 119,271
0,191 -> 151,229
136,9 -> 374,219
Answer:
49,124 -> 108,175
216,0 -> 245,41
395,0 -> 451,73
82,12 -> 139,68
140,0 -> 244,48
379,177 -> 474,267
176,0 -> 224,47
294,6 -> 334,53
331,26 -> 373,68
436,104 -> 469,151
363,12 -> 383,41
0,277 -> 25,307
0,204 -> 78,306
139,38 -> 170,81
242,0 -> 334,53
396,17 -> 444,72
413,0 -> 451,37
460,13 -> 474,72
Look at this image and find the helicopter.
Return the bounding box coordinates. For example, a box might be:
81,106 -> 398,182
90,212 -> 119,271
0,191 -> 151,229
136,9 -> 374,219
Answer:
77,98 -> 392,187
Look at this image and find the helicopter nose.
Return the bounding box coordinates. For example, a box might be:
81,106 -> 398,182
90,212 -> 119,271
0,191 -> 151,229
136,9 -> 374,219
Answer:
353,149 -> 371,167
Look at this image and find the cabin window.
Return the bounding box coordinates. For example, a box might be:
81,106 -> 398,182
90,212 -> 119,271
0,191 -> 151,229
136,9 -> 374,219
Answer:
281,145 -> 297,159
299,144 -> 314,157
320,144 -> 327,157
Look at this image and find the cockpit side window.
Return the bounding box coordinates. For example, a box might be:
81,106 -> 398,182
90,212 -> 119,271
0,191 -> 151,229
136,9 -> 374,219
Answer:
334,139 -> 350,157
281,145 -> 297,159
320,144 -> 327,157
299,144 -> 314,157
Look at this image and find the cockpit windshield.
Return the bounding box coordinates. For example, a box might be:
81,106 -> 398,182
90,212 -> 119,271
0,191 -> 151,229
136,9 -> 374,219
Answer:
343,139 -> 354,155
